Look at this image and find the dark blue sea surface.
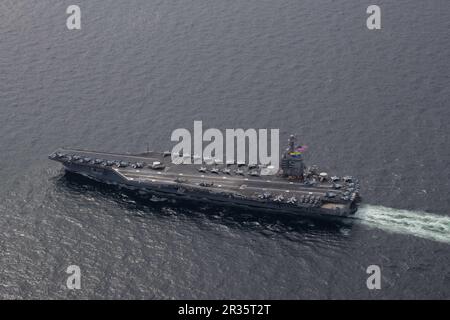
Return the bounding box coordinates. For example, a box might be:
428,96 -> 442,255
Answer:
0,0 -> 449,299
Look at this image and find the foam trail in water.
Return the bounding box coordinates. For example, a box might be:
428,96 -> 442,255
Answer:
355,204 -> 450,244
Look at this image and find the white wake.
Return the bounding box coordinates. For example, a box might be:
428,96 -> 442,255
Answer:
355,204 -> 450,244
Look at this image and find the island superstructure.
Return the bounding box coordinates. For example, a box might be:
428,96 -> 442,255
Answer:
49,135 -> 360,218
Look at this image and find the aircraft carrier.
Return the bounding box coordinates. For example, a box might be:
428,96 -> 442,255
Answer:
49,136 -> 361,218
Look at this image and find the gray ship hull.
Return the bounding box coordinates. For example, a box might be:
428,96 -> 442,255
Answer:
49,148 -> 360,219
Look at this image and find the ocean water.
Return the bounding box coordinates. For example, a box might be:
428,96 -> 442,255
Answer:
0,0 -> 449,299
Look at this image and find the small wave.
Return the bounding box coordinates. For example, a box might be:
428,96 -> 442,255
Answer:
355,204 -> 450,244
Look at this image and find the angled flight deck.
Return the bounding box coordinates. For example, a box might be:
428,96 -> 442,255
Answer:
49,136 -> 360,218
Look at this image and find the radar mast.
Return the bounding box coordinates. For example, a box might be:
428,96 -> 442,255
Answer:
280,135 -> 306,179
